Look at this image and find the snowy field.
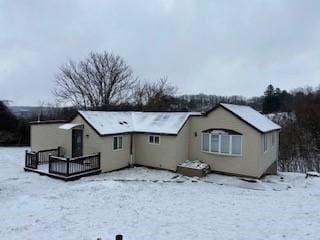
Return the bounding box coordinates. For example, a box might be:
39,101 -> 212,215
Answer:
1,147 -> 320,240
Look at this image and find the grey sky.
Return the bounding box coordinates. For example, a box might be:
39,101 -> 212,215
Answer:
1,0 -> 320,106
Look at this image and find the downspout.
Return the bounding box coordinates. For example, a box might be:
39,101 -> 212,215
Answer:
130,133 -> 133,167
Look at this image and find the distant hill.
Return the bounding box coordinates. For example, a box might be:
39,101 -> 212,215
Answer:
9,106 -> 51,118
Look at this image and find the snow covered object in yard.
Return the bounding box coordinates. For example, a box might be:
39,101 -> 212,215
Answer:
177,160 -> 210,177
305,171 -> 320,178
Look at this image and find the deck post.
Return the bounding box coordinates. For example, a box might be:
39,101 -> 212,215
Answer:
48,154 -> 52,173
57,146 -> 61,157
66,157 -> 70,176
25,150 -> 28,167
35,151 -> 39,169
98,152 -> 101,169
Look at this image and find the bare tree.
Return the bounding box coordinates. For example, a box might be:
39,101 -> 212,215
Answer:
54,51 -> 136,108
132,77 -> 178,110
146,77 -> 176,99
131,80 -> 149,108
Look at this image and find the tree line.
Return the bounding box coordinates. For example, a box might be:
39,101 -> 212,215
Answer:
272,87 -> 320,172
0,101 -> 29,145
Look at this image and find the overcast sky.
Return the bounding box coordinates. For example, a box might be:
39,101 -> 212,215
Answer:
1,0 -> 320,106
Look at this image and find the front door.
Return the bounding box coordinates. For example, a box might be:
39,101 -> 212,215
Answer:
72,129 -> 83,157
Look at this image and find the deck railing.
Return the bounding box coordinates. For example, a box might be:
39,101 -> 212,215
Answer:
25,151 -> 38,169
25,147 -> 61,169
49,153 -> 100,177
38,147 -> 61,164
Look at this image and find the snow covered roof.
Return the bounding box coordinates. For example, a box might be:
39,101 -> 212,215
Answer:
78,111 -> 200,135
59,123 -> 83,130
75,103 -> 280,136
219,103 -> 281,133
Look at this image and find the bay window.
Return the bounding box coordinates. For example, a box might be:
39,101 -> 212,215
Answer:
210,134 -> 219,152
231,135 -> 242,155
201,129 -> 242,156
220,135 -> 230,154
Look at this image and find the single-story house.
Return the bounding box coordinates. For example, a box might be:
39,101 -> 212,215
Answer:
26,103 -> 281,179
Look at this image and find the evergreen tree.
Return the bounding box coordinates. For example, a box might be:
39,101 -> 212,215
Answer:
263,84 -> 276,113
0,101 -> 18,131
262,84 -> 283,113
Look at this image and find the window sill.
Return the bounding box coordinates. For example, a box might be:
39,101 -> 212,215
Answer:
202,150 -> 242,157
113,148 -> 123,152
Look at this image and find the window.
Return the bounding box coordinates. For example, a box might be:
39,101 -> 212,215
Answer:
201,131 -> 242,156
149,135 -> 160,145
231,135 -> 242,155
271,132 -> 275,147
202,133 -> 210,152
263,134 -> 268,152
210,134 -> 219,152
221,135 -> 230,154
113,136 -> 123,150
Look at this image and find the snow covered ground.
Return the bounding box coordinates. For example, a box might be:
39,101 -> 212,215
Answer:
1,147 -> 320,240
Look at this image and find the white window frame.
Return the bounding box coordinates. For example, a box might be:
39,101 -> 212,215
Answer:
231,135 -> 242,155
210,134 -> 220,153
113,135 -> 123,151
148,135 -> 160,145
201,132 -> 242,157
201,133 -> 210,152
220,135 -> 231,154
263,134 -> 268,153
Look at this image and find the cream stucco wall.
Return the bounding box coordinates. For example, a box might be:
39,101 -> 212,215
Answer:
259,131 -> 279,176
71,115 -> 131,172
134,122 -> 190,171
189,107 -> 265,178
30,123 -> 71,155
175,121 -> 190,165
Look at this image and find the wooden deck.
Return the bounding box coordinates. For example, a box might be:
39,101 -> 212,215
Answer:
24,148 -> 101,181
24,166 -> 101,181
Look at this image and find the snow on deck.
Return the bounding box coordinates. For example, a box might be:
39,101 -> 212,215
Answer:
221,103 -> 281,132
79,111 -> 200,135
1,147 -> 320,240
